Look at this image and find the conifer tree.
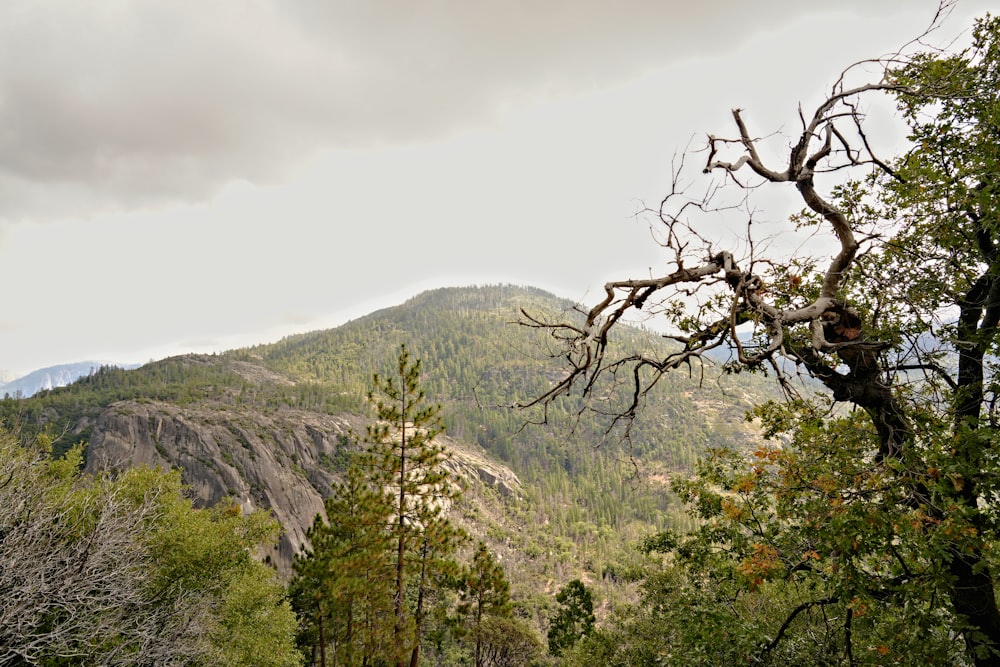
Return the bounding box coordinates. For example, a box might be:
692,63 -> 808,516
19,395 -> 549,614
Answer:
547,580 -> 595,657
290,464 -> 395,666
457,541 -> 512,667
359,344 -> 464,667
294,345 -> 464,667
407,515 -> 466,667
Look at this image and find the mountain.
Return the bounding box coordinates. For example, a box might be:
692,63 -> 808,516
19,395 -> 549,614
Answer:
0,361 -> 140,398
0,285 -> 775,609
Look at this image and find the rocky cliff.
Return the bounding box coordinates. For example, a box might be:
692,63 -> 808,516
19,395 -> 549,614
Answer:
82,396 -> 522,575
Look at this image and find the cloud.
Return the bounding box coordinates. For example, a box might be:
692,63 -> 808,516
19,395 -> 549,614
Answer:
0,2 -> 333,217
0,0 -> 929,222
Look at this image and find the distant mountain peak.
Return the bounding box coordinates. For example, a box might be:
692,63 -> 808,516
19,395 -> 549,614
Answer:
0,361 -> 139,398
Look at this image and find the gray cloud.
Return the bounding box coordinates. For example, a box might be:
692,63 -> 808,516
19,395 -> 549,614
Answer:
0,0 -> 929,221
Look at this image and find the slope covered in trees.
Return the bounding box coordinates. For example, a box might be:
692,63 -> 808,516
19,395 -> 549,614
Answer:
246,285 -> 772,481
238,285 -> 777,568
0,284 -> 776,659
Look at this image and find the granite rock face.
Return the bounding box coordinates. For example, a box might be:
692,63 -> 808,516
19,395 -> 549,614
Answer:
83,399 -> 521,575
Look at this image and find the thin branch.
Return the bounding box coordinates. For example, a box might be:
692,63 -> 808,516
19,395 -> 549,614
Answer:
759,596 -> 839,658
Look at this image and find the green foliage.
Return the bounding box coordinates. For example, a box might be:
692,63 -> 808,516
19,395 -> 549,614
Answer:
290,464 -> 396,666
476,615 -> 544,667
292,346 -> 467,666
209,564 -> 302,667
147,491 -> 301,667
559,570 -> 743,667
362,344 -> 466,665
562,403 -> 975,665
457,542 -> 513,667
0,426 -> 300,667
547,579 -> 595,657
563,14 -> 1000,666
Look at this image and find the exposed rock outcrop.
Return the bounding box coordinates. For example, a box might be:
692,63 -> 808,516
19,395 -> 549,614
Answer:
83,399 -> 521,575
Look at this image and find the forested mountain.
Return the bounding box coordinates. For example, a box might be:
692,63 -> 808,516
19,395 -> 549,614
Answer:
4,8 -> 997,664
0,284 -> 774,636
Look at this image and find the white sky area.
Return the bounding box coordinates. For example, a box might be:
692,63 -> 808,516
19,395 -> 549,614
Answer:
0,0 -> 993,377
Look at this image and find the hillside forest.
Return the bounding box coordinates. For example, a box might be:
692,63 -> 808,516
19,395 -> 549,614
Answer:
3,7 -> 1000,667
1,279 -> 776,667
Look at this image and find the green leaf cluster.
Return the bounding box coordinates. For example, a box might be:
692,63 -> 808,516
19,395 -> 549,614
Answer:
0,426 -> 300,667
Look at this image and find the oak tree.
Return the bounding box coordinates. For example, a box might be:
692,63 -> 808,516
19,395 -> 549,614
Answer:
523,5 -> 1000,665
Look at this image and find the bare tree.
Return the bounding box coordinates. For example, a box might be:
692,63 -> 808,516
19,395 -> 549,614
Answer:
0,438 -> 212,666
520,4 -> 1000,664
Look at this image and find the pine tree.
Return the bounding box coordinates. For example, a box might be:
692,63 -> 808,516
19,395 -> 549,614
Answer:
291,345 -> 466,666
359,344 -> 464,667
458,541 -> 512,667
408,515 -> 466,667
547,580 -> 595,657
291,463 -> 396,666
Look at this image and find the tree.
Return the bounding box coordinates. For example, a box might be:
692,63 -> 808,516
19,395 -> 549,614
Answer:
457,542 -> 512,667
209,565 -> 302,667
119,467 -> 301,667
476,616 -> 543,667
166,503 -> 301,667
0,428 -> 300,667
547,580 -> 595,657
0,436 -> 186,667
290,464 -> 396,667
522,5 -> 1000,665
406,515 -> 465,667
293,345 -> 465,667
361,344 -> 465,667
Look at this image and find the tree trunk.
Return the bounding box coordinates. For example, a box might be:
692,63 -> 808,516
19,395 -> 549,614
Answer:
395,396 -> 409,667
409,539 -> 429,667
949,553 -> 1000,667
475,600 -> 483,667
949,284 -> 1000,666
346,603 -> 354,667
803,305 -> 1000,664
318,613 -> 327,667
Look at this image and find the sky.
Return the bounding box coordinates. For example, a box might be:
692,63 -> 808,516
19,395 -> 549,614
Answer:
0,0 -> 992,377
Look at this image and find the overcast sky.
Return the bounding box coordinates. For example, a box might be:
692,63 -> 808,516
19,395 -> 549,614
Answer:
0,0 -> 991,377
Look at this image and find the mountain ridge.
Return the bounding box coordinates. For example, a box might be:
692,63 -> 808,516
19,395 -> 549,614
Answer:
0,284 -> 774,610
